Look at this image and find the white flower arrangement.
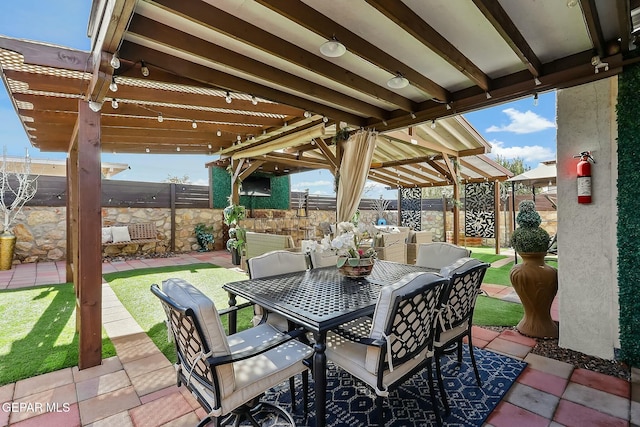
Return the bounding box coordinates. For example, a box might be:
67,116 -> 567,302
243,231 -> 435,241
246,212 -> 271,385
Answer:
315,221 -> 377,267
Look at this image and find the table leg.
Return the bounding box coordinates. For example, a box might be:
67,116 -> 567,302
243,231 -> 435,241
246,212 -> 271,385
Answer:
313,331 -> 327,427
227,291 -> 237,335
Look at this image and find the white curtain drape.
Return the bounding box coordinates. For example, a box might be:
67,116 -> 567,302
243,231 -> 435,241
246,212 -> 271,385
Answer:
336,129 -> 378,222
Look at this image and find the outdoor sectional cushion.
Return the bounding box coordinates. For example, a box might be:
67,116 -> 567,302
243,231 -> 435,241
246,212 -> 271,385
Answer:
110,226 -> 132,243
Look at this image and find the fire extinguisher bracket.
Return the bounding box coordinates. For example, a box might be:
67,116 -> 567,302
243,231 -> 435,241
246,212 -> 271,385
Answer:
574,151 -> 595,204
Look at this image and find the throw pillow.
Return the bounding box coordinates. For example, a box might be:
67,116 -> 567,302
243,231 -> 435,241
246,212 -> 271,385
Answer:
111,226 -> 131,243
101,227 -> 113,244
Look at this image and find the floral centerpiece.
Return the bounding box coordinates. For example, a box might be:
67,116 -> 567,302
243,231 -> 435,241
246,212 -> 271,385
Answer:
318,221 -> 377,277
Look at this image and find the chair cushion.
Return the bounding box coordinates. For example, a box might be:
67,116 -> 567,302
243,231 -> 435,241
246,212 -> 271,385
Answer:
439,257 -> 483,277
248,250 -> 308,279
366,272 -> 442,372
416,242 -> 471,269
162,278 -> 230,357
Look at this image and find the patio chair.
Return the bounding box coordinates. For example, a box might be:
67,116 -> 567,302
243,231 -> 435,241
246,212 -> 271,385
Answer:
415,242 -> 471,270
325,272 -> 449,426
151,278 -> 312,427
247,250 -> 309,331
434,258 -> 490,414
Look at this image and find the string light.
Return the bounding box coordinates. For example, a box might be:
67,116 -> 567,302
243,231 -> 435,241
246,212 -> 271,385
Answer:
251,96 -> 258,105
533,93 -> 539,106
176,147 -> 181,152
157,113 -> 163,123
303,111 -> 312,118
225,92 -> 232,104
322,116 -> 328,123
485,91 -> 492,99
140,60 -> 150,77
207,143 -> 212,149
145,147 -> 150,153
410,112 -> 416,119
109,76 -> 118,92
111,98 -> 119,109
237,135 -> 241,141
430,120 -> 436,129
446,103 -> 452,110
110,53 -> 120,69
534,77 -> 542,86
191,120 -> 197,129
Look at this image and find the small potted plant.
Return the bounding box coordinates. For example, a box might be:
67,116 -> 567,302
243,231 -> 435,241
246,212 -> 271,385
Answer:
223,204 -> 246,265
509,200 -> 558,338
194,223 -> 215,252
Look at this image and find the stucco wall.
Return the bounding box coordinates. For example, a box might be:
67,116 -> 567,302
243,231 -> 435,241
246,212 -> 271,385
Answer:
557,78 -> 619,358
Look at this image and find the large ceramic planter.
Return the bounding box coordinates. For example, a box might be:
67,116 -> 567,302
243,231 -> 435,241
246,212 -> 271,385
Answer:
0,232 -> 16,270
509,252 -> 558,338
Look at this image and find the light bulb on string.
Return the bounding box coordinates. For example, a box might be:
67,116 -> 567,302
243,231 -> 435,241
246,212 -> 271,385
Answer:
109,76 -> 118,92
191,120 -> 197,129
176,146 -> 181,152
251,96 -> 258,105
225,92 -> 232,104
430,120 -> 436,129
533,93 -> 539,106
145,147 -> 150,153
216,129 -> 222,137
110,53 -> 120,69
140,60 -> 150,77
157,113 -> 163,123
111,98 -> 119,109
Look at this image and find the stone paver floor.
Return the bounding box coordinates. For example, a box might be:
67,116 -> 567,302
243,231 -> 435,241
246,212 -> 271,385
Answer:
0,250 -> 637,426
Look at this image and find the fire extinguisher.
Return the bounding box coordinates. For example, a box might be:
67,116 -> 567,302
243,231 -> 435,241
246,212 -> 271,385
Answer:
574,151 -> 595,204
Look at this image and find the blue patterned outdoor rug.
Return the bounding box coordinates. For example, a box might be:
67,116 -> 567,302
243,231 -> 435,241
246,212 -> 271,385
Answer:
262,345 -> 526,427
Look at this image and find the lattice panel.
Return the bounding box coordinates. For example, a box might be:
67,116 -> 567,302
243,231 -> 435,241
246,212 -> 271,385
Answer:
400,187 -> 422,230
464,182 -> 495,238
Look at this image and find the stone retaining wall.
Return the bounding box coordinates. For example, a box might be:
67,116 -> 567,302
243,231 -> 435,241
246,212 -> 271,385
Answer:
6,205 -> 557,264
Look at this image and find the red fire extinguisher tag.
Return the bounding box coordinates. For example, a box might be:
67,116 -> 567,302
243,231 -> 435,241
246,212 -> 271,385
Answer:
577,176 -> 591,203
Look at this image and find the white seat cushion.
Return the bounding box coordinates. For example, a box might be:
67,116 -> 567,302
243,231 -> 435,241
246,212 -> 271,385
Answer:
101,227 -> 112,244
416,242 -> 471,269
110,226 -> 131,243
248,250 -> 308,279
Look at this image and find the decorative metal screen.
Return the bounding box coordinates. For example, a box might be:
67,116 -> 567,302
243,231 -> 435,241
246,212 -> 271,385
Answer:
400,188 -> 421,230
464,182 -> 495,238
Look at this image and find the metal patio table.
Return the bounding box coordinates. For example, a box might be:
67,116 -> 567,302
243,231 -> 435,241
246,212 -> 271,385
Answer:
223,260 -> 435,427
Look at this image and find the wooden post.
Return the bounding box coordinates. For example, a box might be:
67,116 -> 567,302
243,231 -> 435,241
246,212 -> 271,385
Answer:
452,181 -> 460,245
65,156 -> 75,283
442,194 -> 448,242
75,100 -> 102,369
170,183 -> 176,251
494,180 -> 501,255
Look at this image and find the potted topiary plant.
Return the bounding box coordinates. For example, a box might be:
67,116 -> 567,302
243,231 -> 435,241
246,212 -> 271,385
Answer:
223,204 -> 246,265
509,200 -> 558,338
194,223 -> 215,252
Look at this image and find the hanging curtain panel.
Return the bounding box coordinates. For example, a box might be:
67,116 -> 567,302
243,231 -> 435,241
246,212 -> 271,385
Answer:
465,182 -> 495,238
400,188 -> 421,230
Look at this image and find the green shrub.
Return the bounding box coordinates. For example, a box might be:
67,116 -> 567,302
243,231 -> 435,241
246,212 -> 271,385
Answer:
510,200 -> 550,253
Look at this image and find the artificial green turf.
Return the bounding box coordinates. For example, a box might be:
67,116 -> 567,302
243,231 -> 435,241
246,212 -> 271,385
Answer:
104,264 -> 252,363
473,295 -> 524,326
0,284 -> 116,387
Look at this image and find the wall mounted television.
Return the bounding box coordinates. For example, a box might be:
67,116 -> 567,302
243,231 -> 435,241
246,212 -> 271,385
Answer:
240,176 -> 271,197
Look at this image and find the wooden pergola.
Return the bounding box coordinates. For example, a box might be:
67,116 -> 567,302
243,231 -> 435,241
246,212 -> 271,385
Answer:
0,0 -> 638,368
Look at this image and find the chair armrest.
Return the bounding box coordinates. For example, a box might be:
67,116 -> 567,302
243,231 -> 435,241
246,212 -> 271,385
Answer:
332,324 -> 385,348
207,327 -> 307,366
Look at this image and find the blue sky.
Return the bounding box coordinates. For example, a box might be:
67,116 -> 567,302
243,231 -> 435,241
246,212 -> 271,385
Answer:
0,1 -> 557,199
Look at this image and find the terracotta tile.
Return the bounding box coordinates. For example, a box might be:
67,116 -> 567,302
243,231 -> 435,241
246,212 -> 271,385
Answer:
84,410 -> 133,427
9,383 -> 77,424
553,399 -> 628,427
524,353 -> 574,379
72,356 -> 123,383
78,386 -> 140,425
485,337 -> 532,359
0,405 -> 9,427
102,318 -> 144,339
569,368 -> 630,398
139,386 -> 181,405
128,392 -> 192,427
76,370 -> 131,402
178,387 -> 201,411
13,369 -> 73,399
0,383 -> 14,404
498,330 -> 537,348
471,326 -> 501,342
158,411 -> 202,427
8,403 -> 80,427
129,366 -> 176,397
505,382 -> 560,419
123,353 -> 172,379
486,401 -> 550,427
562,382 -> 629,420
517,366 -> 568,396
114,338 -> 162,364
480,283 -> 508,297
464,336 -> 488,349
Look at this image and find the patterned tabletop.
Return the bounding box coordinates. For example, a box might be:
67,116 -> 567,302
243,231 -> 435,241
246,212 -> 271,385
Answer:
224,260 -> 437,331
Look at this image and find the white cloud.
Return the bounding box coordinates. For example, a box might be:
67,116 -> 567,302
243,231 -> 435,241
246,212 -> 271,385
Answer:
488,139 -> 555,164
486,108 -> 556,134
